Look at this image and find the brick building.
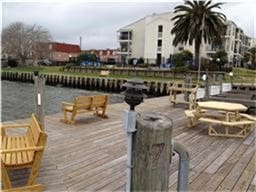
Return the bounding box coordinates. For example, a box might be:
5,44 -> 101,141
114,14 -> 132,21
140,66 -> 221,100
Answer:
82,49 -> 118,64
48,42 -> 81,62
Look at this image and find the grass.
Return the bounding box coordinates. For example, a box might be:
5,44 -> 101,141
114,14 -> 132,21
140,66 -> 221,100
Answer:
1,66 -> 182,82
2,66 -> 255,83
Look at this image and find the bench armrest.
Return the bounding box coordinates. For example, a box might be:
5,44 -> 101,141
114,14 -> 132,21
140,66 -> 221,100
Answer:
0,123 -> 30,129
62,102 -> 74,106
1,146 -> 44,153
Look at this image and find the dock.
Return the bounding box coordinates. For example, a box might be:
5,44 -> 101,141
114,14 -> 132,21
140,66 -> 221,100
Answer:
5,96 -> 256,191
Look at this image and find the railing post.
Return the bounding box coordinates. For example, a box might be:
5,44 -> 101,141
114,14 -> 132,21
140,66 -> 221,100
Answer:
218,74 -> 223,94
34,72 -> 46,131
173,141 -> 190,192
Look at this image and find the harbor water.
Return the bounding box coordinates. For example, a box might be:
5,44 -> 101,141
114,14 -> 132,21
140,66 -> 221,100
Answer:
1,80 -> 124,122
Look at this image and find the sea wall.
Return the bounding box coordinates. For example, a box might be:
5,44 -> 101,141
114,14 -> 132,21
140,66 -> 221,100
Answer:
1,71 -> 255,97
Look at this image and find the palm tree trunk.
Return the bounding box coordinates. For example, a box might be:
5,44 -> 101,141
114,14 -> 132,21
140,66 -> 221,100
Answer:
195,39 -> 201,82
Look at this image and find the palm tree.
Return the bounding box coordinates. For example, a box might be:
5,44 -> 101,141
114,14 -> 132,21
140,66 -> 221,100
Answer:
171,0 -> 226,81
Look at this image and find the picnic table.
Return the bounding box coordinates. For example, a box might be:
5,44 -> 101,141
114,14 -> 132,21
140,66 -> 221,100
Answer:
185,101 -> 255,138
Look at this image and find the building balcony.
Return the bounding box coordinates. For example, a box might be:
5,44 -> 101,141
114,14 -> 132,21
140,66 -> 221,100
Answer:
118,30 -> 132,42
117,48 -> 132,55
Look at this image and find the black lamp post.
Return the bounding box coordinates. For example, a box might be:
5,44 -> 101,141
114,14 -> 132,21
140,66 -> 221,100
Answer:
122,79 -> 148,111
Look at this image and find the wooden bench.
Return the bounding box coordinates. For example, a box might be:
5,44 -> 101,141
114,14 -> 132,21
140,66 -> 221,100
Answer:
61,95 -> 109,124
199,117 -> 255,138
1,114 -> 47,190
100,70 -> 110,77
170,82 -> 199,110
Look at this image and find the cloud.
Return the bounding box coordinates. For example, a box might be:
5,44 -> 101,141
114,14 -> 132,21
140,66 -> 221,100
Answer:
2,1 -> 255,49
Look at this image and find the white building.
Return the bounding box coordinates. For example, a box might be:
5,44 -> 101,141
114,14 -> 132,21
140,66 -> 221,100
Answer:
117,12 -> 200,66
117,12 -> 254,67
205,20 -> 253,67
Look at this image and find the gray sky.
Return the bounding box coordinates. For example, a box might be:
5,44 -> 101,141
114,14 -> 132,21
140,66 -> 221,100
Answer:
2,0 -> 256,50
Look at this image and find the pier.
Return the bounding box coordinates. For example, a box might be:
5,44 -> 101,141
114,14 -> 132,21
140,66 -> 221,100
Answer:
5,96 -> 256,191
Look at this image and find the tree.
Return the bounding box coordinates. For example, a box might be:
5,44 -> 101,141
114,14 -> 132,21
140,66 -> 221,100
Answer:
212,49 -> 228,70
173,50 -> 193,67
243,52 -> 250,63
248,47 -> 256,69
171,0 -> 226,80
2,22 -> 51,66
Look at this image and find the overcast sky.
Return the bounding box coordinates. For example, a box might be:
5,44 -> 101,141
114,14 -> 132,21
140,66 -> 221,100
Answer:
2,0 -> 256,50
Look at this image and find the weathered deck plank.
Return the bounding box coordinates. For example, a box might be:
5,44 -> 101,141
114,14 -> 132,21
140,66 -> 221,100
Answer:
3,96 -> 256,191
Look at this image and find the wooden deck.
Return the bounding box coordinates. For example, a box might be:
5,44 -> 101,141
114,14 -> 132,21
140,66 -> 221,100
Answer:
4,96 -> 256,191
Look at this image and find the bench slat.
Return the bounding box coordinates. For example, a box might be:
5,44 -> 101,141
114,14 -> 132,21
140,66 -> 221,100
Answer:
16,137 -> 22,164
2,136 -> 7,162
6,136 -> 12,165
21,136 -> 28,164
11,137 -> 17,165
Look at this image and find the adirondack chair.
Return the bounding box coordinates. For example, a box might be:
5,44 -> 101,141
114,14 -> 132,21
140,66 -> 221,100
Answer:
1,114 -> 47,190
61,95 -> 108,124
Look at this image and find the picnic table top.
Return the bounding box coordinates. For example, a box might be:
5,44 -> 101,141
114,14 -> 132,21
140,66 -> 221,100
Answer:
197,101 -> 248,112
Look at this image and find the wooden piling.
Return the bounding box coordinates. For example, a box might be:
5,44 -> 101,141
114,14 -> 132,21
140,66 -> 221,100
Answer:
131,112 -> 173,191
34,76 -> 46,131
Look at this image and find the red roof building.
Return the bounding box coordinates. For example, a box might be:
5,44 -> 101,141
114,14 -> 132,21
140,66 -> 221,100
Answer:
48,42 -> 81,62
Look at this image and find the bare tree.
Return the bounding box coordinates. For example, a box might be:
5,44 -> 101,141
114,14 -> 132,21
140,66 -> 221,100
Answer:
2,22 -> 51,65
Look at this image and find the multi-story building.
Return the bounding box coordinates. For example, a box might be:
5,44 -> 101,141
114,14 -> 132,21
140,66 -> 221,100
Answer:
117,12 -> 209,66
117,12 -> 254,67
205,20 -> 253,67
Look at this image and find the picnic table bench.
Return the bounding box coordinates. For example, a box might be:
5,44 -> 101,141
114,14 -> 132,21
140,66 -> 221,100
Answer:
184,101 -> 256,138
61,95 -> 108,124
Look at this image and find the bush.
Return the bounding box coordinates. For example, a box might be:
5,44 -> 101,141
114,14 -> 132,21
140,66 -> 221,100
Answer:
137,57 -> 144,65
8,58 -> 18,67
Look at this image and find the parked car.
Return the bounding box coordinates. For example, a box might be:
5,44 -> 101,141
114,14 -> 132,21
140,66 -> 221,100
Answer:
38,59 -> 52,66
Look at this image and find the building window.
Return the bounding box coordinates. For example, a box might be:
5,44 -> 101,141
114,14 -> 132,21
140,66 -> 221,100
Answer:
158,25 -> 163,32
157,40 -> 162,47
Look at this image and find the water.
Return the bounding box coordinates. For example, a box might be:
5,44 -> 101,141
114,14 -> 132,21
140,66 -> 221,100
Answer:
1,80 -> 124,122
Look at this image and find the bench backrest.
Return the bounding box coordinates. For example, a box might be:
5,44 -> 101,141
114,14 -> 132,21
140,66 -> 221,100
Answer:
27,114 -> 45,146
74,96 -> 93,110
91,95 -> 108,108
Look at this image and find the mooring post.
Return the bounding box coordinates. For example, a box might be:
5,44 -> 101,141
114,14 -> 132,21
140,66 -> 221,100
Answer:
131,112 -> 173,191
205,69 -> 210,100
218,74 -> 223,94
34,72 -> 46,131
184,74 -> 190,102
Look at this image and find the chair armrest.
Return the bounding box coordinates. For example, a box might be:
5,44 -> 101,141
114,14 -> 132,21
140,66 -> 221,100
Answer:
1,146 -> 44,153
0,123 -> 30,129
